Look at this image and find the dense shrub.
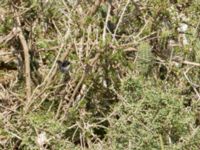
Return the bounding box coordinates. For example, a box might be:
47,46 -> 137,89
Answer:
0,0 -> 200,149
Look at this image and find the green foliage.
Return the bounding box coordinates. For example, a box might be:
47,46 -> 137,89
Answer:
1,0 -> 200,149
28,112 -> 66,134
106,76 -> 196,150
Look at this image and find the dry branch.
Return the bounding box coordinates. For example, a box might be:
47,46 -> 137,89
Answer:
0,28 -> 19,45
88,0 -> 102,16
17,27 -> 32,109
14,10 -> 32,112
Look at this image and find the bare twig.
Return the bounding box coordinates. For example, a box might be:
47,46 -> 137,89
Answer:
28,43 -> 64,109
184,67 -> 200,100
27,28 -> 71,112
18,27 -> 32,112
70,69 -> 87,105
0,52 -> 13,56
14,11 -> 32,112
156,57 -> 200,68
88,0 -> 102,16
113,0 -> 131,40
103,2 -> 111,44
182,60 -> 200,67
0,28 -> 19,45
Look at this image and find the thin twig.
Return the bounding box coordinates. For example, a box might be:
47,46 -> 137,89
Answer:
28,43 -> 64,108
88,0 -> 102,16
70,70 -> 87,104
27,31 -> 71,112
182,60 -> 200,67
184,67 -> 200,100
0,52 -> 13,56
113,0 -> 131,40
0,28 -> 18,44
103,2 -> 111,44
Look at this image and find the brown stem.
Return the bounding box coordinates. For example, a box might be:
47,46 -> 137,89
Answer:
18,28 -> 32,108
15,16 -> 31,111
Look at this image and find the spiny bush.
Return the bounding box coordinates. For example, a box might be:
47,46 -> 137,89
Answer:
1,0 -> 200,149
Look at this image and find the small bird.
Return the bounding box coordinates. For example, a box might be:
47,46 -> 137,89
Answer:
57,60 -> 70,73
